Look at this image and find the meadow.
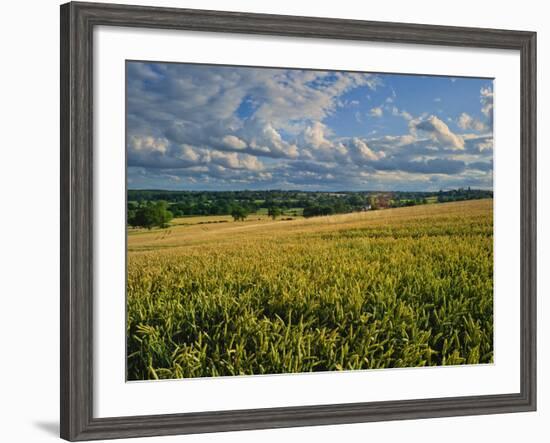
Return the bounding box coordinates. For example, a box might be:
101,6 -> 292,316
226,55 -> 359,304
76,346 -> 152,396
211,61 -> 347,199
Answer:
127,199 -> 493,380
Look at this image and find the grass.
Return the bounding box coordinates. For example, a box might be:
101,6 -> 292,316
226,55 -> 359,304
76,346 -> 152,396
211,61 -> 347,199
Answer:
127,199 -> 493,380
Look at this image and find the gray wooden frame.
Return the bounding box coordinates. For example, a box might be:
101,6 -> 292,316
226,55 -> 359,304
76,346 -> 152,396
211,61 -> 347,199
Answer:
60,1 -> 537,441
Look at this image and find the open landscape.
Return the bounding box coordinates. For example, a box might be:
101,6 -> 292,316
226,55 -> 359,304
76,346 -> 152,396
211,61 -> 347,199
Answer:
126,61 -> 494,380
127,198 -> 493,380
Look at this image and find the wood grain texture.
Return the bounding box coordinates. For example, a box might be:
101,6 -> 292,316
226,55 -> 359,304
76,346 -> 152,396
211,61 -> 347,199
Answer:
60,2 -> 537,440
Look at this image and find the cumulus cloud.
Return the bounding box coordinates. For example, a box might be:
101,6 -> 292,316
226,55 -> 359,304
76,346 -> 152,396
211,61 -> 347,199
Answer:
412,115 -> 465,150
477,140 -> 493,152
128,134 -> 264,173
347,138 -> 385,162
180,145 -> 201,163
391,106 -> 413,121
126,61 -> 492,191
209,151 -> 264,171
130,135 -> 169,154
304,121 -> 333,149
222,135 -> 247,150
457,112 -> 487,132
369,107 -> 383,117
246,122 -> 300,159
250,70 -> 380,128
128,63 -> 380,158
480,86 -> 494,118
373,134 -> 417,148
479,85 -> 494,130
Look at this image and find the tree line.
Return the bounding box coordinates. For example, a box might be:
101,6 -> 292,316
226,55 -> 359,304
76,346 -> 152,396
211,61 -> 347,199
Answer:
127,188 -> 493,228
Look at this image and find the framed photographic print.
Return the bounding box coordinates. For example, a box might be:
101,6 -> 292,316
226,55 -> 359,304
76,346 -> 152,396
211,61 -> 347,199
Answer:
60,1 -> 536,441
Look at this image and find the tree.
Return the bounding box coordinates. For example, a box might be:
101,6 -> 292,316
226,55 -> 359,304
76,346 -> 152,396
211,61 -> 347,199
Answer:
128,201 -> 173,229
267,206 -> 282,220
347,194 -> 364,208
155,200 -> 173,228
231,206 -> 248,222
303,204 -> 334,218
129,204 -> 155,229
367,195 -> 378,210
303,205 -> 320,218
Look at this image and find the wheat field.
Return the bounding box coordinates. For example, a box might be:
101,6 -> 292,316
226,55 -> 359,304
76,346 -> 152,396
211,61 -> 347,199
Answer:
127,199 -> 493,380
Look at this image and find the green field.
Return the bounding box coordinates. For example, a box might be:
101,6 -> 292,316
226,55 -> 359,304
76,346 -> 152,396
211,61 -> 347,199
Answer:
127,199 -> 493,380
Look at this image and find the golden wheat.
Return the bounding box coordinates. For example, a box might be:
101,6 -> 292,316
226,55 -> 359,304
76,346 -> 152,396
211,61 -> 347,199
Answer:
127,199 -> 493,380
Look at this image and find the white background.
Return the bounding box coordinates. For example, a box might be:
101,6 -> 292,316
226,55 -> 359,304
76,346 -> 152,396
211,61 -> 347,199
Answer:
95,26 -> 521,417
0,0 -> 547,442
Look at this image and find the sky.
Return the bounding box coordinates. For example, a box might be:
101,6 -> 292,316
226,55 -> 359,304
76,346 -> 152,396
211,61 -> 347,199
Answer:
126,61 -> 493,192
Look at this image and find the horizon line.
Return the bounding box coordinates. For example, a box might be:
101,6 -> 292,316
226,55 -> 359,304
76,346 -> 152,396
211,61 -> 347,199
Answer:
127,187 -> 494,193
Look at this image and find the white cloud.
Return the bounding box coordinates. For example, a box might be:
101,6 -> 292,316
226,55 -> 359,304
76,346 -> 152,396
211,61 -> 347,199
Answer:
222,135 -> 247,150
127,62 -> 492,190
412,115 -> 465,150
130,135 -> 169,154
298,121 -> 352,163
348,138 -> 385,162
391,106 -> 413,121
128,63 -> 381,163
457,112 -> 487,132
480,86 -> 494,118
180,145 -> 201,162
251,70 -> 380,129
304,121 -> 333,149
477,140 -> 493,152
258,123 -> 299,158
209,151 -> 264,171
385,87 -> 397,103
378,134 -> 417,147
369,107 -> 383,117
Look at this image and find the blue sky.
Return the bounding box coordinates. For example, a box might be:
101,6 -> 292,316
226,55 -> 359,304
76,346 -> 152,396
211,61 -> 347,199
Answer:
127,61 -> 493,191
